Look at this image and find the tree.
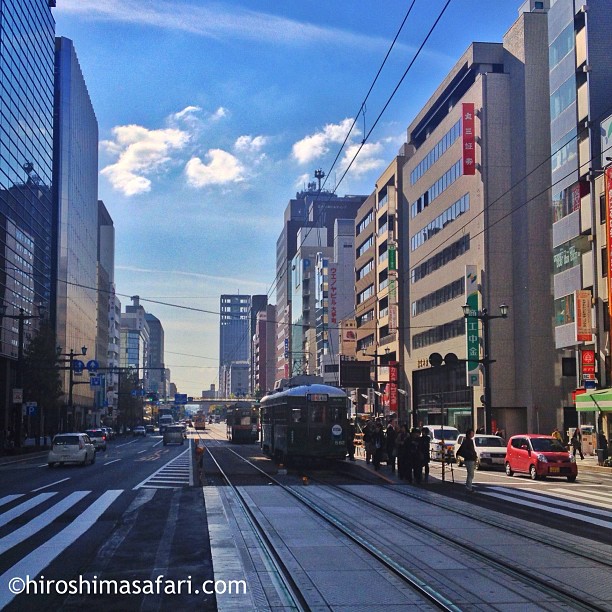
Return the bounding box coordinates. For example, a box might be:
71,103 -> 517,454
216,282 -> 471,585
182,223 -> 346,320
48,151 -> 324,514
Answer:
22,323 -> 63,441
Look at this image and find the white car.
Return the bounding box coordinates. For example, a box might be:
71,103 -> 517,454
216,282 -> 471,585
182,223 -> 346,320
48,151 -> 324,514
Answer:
454,434 -> 506,469
48,433 -> 96,467
426,426 -> 460,461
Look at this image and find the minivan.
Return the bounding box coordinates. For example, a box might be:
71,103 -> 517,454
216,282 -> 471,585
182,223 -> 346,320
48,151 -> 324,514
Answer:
426,425 -> 460,461
505,434 -> 577,482
159,415 -> 174,433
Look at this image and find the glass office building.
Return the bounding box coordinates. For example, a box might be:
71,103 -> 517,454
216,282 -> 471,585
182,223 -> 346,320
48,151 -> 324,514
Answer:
53,36 -> 99,419
0,0 -> 55,436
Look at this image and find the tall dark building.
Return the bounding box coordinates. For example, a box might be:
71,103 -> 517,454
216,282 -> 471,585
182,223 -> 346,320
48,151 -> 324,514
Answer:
219,294 -> 250,396
274,180 -> 367,384
0,0 -> 56,440
145,313 -> 166,399
53,36 -> 99,429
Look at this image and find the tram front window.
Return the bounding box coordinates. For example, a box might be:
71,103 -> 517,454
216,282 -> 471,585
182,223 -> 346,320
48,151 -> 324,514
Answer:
329,407 -> 343,423
311,406 -> 324,423
292,408 -> 306,423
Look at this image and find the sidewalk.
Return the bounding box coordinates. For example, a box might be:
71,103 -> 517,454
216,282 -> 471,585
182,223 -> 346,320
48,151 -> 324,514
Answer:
350,449 -> 611,483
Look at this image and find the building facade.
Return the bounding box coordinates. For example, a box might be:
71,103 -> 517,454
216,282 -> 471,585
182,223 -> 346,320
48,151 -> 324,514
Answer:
400,8 -> 558,435
546,0 -> 612,440
219,294 -> 250,397
145,313 -> 165,398
53,36 -> 99,427
0,0 -> 56,442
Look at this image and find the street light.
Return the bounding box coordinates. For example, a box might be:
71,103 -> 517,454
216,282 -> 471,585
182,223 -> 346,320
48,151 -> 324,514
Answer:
462,303 -> 509,434
57,345 -> 87,432
0,303 -> 45,447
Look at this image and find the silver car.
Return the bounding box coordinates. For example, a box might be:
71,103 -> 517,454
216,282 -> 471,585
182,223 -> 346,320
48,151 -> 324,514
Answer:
84,429 -> 107,451
163,425 -> 185,446
48,433 -> 96,467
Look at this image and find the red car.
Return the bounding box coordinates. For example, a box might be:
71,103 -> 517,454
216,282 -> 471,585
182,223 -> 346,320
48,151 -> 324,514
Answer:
505,434 -> 577,482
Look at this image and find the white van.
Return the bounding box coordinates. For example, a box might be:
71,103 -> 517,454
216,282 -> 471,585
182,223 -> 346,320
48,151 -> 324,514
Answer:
159,415 -> 174,433
424,425 -> 460,461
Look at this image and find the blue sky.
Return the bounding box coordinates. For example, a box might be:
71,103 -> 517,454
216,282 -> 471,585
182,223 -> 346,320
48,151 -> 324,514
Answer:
54,0 -> 522,396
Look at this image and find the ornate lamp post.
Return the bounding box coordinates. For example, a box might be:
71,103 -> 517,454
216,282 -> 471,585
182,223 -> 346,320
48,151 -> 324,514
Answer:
462,303 -> 509,434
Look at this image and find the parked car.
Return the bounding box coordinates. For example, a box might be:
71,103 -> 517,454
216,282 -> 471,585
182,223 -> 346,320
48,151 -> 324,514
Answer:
48,433 -> 96,467
163,425 -> 185,446
505,434 -> 577,482
145,424 -> 155,434
84,429 -> 107,451
454,434 -> 506,469
133,425 -> 146,437
427,426 -> 460,461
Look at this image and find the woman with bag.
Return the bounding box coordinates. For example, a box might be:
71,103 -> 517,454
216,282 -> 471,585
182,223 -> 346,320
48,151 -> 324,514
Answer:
456,428 -> 478,492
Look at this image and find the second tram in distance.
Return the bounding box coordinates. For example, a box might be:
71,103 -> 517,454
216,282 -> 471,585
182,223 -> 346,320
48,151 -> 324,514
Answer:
226,402 -> 259,443
260,384 -> 348,465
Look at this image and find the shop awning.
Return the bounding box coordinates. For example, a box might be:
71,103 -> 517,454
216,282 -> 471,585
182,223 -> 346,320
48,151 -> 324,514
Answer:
575,389 -> 612,411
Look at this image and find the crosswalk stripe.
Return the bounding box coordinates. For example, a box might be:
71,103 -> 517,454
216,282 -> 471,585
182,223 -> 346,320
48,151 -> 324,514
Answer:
133,447 -> 192,489
0,491 -> 90,556
546,488 -> 612,509
479,490 -> 612,529
0,490 -> 122,609
486,486 -> 612,518
0,495 -> 23,509
0,493 -> 57,528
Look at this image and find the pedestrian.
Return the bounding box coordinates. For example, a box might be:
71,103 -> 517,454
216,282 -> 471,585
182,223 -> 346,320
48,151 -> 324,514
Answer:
571,428 -> 584,460
386,420 -> 397,473
419,427 -> 431,482
403,428 -> 423,484
551,427 -> 563,444
597,431 -> 608,465
347,419 -> 356,461
372,420 -> 385,471
456,428 -> 478,492
396,424 -> 409,480
363,419 -> 374,465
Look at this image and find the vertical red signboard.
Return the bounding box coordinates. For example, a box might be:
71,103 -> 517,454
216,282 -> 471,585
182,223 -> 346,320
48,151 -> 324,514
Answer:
581,350 -> 595,381
388,360 -> 398,412
462,103 -> 476,176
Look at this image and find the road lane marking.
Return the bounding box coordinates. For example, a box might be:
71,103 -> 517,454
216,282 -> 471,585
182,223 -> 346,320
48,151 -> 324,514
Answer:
31,478 -> 70,492
137,449 -> 147,454
479,490 -> 612,528
133,447 -> 192,489
0,491 -> 90,554
0,490 -> 122,609
0,493 -> 57,527
104,459 -> 122,466
0,494 -> 23,509
115,439 -> 138,447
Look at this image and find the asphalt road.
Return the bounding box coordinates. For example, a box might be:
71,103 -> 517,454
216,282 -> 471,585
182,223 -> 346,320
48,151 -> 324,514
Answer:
0,432 -> 215,611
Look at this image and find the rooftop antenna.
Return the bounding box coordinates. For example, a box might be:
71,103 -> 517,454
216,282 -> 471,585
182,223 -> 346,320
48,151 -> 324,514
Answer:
314,168 -> 325,192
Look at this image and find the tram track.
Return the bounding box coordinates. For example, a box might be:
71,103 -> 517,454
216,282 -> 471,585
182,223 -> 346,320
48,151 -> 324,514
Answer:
334,465 -> 612,566
305,470 -> 611,612
207,443 -> 461,611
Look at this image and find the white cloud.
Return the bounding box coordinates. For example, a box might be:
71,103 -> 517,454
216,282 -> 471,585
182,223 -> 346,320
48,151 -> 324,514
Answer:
172,105 -> 202,121
292,118 -> 357,165
234,135 -> 267,154
100,124 -> 190,196
57,0 -> 408,53
339,142 -> 386,178
211,107 -> 228,121
185,150 -> 245,188
295,173 -> 311,189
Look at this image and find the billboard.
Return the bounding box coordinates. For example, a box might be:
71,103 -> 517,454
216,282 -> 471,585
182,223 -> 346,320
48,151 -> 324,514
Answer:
462,103 -> 476,175
340,357 -> 373,388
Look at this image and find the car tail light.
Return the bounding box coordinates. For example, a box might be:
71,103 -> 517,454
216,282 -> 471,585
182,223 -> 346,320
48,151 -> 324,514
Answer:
102,435 -> 106,440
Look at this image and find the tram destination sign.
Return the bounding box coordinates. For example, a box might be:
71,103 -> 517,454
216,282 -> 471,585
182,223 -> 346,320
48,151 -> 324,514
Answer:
307,393 -> 329,402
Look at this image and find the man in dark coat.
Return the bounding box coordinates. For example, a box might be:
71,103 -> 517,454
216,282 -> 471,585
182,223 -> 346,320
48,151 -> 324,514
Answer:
419,427 -> 431,482
386,420 -> 397,473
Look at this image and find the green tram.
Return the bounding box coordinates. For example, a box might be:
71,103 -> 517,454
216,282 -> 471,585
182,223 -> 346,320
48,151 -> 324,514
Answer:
260,384 -> 348,465
226,402 -> 259,443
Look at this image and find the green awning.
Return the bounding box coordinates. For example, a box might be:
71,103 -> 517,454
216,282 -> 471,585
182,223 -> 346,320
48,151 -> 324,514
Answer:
575,389 -> 612,412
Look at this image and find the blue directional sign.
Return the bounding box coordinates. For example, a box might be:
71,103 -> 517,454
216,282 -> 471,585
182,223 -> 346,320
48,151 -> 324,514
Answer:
86,359 -> 99,372
174,393 -> 188,404
90,376 -> 101,387
73,360 -> 85,374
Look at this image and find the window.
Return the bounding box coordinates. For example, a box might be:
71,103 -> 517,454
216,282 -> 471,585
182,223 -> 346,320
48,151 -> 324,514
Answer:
410,119 -> 461,184
549,22 -> 574,69
550,76 -> 576,122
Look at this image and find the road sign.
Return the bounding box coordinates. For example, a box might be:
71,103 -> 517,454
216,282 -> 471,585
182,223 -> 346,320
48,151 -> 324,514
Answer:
12,388 -> 23,404
73,360 -> 85,373
90,376 -> 101,387
25,402 -> 37,416
175,393 -> 188,404
86,359 -> 100,372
